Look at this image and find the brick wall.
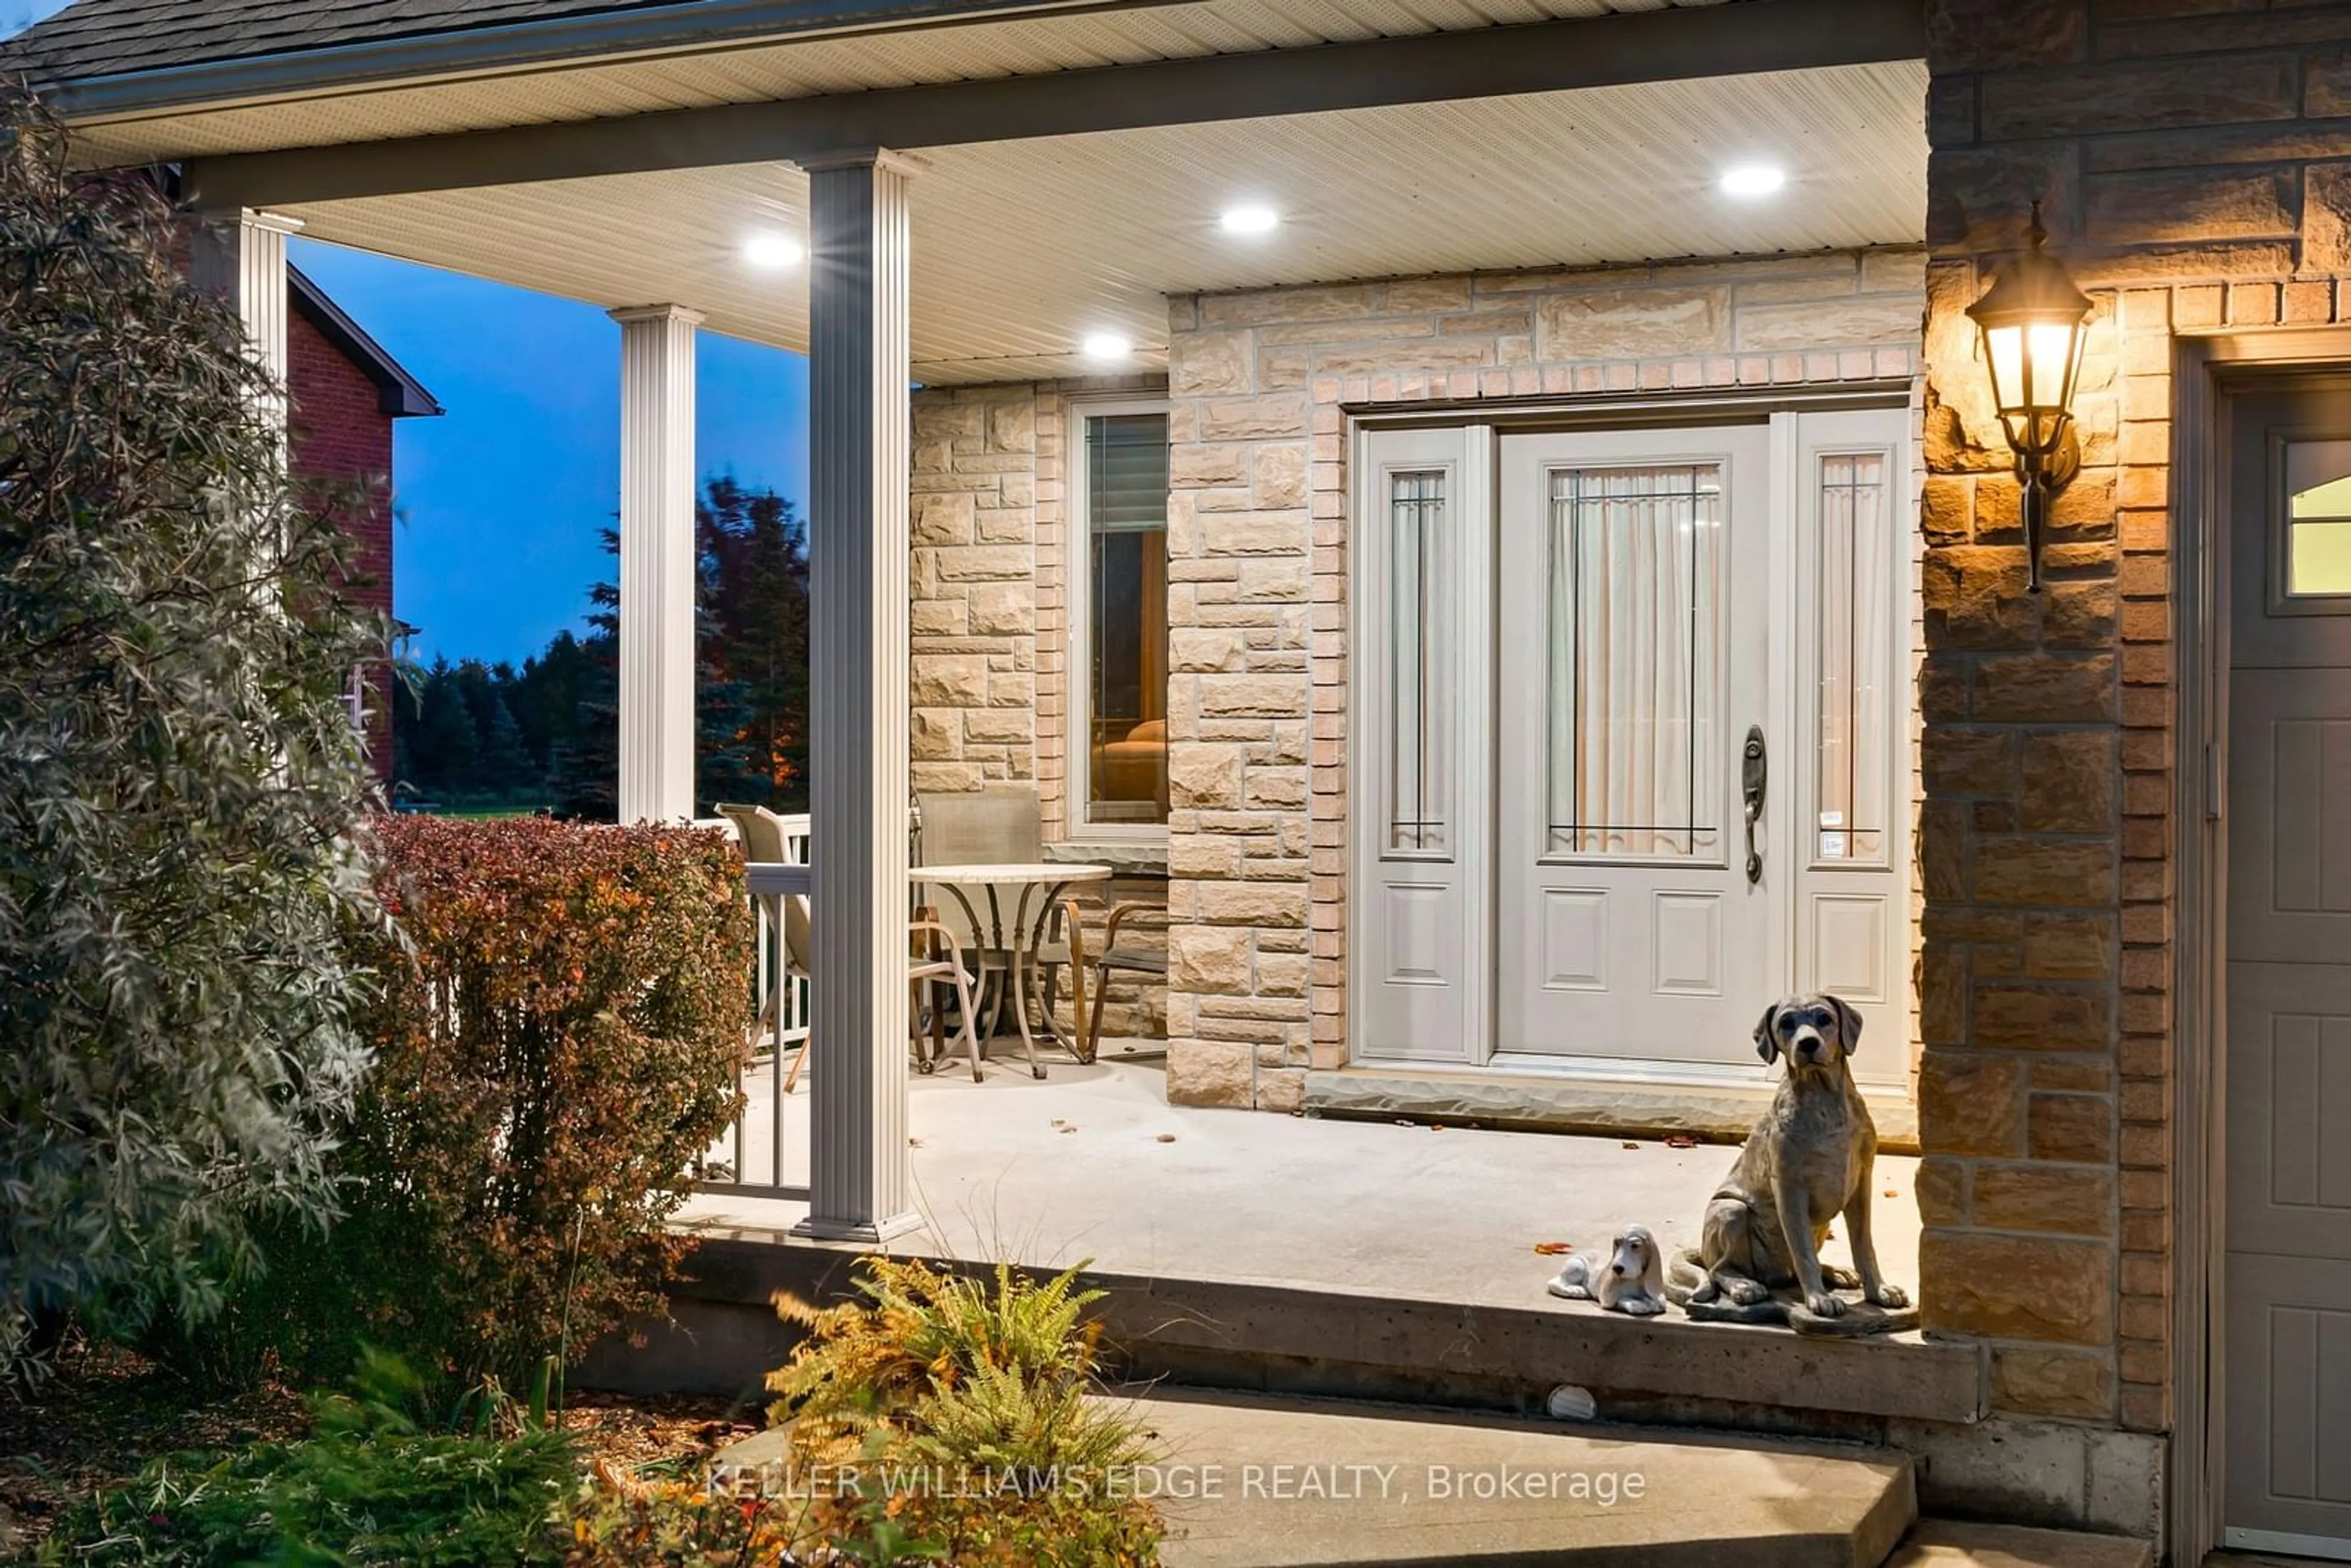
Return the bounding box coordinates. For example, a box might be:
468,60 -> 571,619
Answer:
909,373 -> 1169,1040
287,304 -> 397,780
1920,0 -> 2351,1472
1158,249 -> 1928,1111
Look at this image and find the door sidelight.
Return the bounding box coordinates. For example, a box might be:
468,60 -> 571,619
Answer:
1741,724 -> 1767,885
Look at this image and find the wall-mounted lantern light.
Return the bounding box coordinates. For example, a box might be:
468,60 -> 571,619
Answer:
1966,203 -> 2093,593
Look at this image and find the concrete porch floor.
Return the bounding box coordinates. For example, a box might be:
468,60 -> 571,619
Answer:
683,1053 -> 1923,1319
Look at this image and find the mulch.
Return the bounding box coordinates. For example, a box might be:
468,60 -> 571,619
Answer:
0,1336 -> 763,1558
556,1386 -> 767,1480
0,1338 -> 312,1556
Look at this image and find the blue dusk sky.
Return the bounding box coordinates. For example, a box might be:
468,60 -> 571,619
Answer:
5,0 -> 813,667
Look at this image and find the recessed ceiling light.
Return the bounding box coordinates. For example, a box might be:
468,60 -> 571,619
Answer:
743,233 -> 804,268
1082,332 -> 1132,361
1720,165 -> 1787,198
1220,204 -> 1281,236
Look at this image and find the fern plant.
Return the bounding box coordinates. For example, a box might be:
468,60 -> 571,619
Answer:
767,1259 -> 1163,1567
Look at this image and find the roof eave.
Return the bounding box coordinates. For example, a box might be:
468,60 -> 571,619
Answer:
288,264 -> 443,419
30,0 -> 1155,125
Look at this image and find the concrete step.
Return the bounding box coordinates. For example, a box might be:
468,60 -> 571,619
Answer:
1133,1389 -> 1916,1567
1886,1520 -> 2153,1567
613,1234 -> 1989,1432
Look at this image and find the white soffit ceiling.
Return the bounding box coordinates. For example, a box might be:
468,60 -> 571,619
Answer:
280,60 -> 1927,384
69,0 -> 1730,165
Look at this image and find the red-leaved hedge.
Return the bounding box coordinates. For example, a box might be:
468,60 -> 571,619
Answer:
172,816 -> 752,1392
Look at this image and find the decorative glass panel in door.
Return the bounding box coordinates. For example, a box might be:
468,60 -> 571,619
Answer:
1815,450 -> 1889,865
1545,464 -> 1723,859
1389,468 -> 1451,855
1496,427 -> 1779,1073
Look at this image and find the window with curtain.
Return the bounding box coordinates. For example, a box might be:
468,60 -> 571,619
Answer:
1081,409 -> 1170,828
1545,463 -> 1723,858
1816,451 -> 1890,862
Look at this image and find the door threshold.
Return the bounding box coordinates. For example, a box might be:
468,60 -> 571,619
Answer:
1305,1064 -> 1919,1152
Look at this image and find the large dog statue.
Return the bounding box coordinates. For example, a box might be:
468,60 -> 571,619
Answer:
1665,994 -> 1919,1336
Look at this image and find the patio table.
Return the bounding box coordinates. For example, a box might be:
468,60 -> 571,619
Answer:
911,861 -> 1110,1073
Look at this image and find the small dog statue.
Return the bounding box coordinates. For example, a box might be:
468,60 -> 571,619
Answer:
1547,1225 -> 1668,1316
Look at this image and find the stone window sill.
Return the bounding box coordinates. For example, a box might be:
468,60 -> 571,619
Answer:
1044,839 -> 1169,878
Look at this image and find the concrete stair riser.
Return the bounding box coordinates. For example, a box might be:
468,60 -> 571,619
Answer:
601,1236 -> 1987,1430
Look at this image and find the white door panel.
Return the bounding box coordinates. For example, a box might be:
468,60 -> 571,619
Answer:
1789,409 -> 1914,1091
1351,426 -> 1489,1063
2225,385 -> 2351,1557
1495,424 -> 1775,1067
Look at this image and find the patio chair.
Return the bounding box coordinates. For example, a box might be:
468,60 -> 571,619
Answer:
1085,900 -> 1169,1063
914,785 -> 1087,1070
718,801 -> 986,1086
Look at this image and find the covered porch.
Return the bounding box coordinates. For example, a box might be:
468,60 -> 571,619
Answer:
681,1053 -> 1925,1313
111,0 -> 1933,1244
633,1055 -> 1984,1471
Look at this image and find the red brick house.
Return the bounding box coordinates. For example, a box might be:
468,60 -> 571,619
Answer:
285,264 -> 441,779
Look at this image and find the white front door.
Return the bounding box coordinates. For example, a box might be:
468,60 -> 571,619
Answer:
1352,410 -> 1911,1086
1494,424 -> 1776,1067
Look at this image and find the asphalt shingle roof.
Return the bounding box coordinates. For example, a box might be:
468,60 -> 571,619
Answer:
5,0 -> 696,85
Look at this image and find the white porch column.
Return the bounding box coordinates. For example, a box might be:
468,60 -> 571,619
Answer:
798,148 -> 918,1242
609,304 -> 703,825
189,209 -> 302,441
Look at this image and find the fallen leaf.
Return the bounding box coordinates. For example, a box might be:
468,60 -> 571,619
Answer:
1049,1119 -> 1071,1130
1155,1133 -> 1177,1144
907,1137 -> 923,1148
1621,1141 -> 1640,1150
1430,1123 -> 1445,1132
1884,1188 -> 1898,1199
1532,1241 -> 1573,1256
1664,1135 -> 1697,1149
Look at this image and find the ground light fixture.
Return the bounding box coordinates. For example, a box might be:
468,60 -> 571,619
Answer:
1719,165 -> 1785,198
743,232 -> 803,268
1082,332 -> 1132,362
1220,203 -> 1281,236
1965,202 -> 2094,593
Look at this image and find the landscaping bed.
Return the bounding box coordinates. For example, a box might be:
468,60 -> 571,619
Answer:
0,1340 -> 757,1559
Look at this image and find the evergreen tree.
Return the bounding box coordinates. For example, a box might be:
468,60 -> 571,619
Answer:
509,631 -> 600,776
395,479 -> 811,819
406,658 -> 479,798
478,694 -> 533,796
697,475 -> 812,808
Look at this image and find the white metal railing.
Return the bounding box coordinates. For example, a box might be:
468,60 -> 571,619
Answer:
698,813 -> 812,1200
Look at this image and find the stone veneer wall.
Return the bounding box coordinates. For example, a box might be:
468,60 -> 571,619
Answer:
1918,0 -> 2351,1526
1157,248 -> 1929,1113
909,373 -> 1170,1041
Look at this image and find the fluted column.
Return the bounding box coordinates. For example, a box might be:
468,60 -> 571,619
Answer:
190,209 -> 302,444
798,148 -> 918,1242
609,304 -> 703,825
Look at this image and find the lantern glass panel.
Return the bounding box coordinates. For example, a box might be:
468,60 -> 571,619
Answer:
1985,323 -> 2026,413
2028,321 -> 2078,410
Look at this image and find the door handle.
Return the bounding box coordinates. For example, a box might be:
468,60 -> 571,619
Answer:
1741,725 -> 1768,886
